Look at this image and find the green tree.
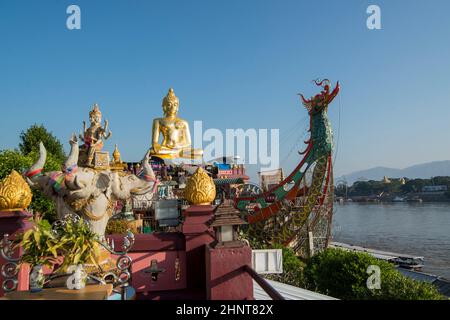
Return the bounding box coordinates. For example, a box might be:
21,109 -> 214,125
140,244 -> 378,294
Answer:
350,181 -> 372,196
19,124 -> 66,163
1,124 -> 65,223
0,149 -> 61,223
0,149 -> 32,179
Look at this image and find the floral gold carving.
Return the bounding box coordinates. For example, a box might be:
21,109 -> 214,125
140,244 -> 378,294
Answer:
184,167 -> 216,205
0,170 -> 33,212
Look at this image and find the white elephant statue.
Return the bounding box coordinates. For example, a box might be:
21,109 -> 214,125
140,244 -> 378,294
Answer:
24,136 -> 157,237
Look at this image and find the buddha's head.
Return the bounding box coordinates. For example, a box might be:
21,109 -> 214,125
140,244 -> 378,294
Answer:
89,103 -> 102,125
162,88 -> 179,118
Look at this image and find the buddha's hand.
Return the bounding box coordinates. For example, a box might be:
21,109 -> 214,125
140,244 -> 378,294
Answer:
151,143 -> 161,153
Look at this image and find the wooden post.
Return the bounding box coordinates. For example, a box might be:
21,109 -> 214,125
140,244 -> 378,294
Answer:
308,231 -> 314,257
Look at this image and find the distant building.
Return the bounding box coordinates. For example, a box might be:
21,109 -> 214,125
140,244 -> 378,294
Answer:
422,185 -> 448,192
259,168 -> 284,192
383,176 -> 391,184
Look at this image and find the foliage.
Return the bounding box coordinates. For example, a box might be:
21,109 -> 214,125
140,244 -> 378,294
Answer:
264,243 -> 307,288
56,218 -> 101,272
0,149 -> 32,179
19,124 -> 66,163
16,217 -> 101,273
347,179 -> 403,197
105,219 -> 131,235
28,189 -> 57,223
15,216 -> 60,267
336,176 -> 450,198
0,129 -> 64,223
304,248 -> 445,300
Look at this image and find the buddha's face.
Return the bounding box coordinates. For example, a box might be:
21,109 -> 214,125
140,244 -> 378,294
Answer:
163,101 -> 179,118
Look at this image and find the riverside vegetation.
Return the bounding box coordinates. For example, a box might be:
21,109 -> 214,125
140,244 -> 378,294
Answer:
262,245 -> 445,300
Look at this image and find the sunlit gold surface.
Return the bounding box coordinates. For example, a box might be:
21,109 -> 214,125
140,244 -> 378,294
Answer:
0,170 -> 33,211
84,243 -> 116,274
184,167 -> 216,205
150,88 -> 203,159
112,144 -> 121,163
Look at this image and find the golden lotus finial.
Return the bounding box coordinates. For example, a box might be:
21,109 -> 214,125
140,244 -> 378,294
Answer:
0,170 -> 33,212
184,167 -> 216,205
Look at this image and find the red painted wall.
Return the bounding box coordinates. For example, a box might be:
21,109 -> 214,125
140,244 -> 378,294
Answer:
107,233 -> 186,293
206,245 -> 253,300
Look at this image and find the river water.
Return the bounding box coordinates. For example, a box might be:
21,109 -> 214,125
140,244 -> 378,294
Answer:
332,202 -> 450,279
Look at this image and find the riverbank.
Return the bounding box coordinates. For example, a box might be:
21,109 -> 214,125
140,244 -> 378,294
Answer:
332,202 -> 450,279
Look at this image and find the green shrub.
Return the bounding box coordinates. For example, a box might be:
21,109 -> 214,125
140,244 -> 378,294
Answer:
255,243 -> 307,288
304,248 -> 444,300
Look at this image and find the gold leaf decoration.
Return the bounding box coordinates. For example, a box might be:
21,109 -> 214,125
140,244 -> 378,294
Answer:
184,167 -> 216,205
0,170 -> 33,212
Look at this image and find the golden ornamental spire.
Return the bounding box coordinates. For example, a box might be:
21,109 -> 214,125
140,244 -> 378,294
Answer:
162,88 -> 179,107
184,167 -> 216,205
112,144 -> 121,163
0,170 -> 33,212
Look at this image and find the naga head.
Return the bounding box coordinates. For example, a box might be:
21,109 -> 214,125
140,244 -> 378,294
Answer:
299,79 -> 340,115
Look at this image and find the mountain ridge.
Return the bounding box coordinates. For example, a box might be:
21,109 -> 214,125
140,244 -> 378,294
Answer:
338,160 -> 450,185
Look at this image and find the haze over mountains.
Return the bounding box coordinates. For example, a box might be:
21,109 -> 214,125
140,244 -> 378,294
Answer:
338,161 -> 450,185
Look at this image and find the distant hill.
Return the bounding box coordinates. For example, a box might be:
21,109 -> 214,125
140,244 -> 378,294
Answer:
338,161 -> 450,185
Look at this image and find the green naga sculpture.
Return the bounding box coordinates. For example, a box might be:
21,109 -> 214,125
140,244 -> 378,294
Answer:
235,79 -> 340,256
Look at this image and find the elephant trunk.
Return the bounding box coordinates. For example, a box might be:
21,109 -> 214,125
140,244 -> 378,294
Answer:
25,142 -> 47,181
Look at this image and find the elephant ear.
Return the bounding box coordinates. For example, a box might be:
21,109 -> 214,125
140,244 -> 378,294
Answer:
96,172 -> 111,191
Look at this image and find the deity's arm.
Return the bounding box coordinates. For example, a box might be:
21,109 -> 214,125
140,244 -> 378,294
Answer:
79,121 -> 87,142
104,130 -> 112,140
102,119 -> 112,140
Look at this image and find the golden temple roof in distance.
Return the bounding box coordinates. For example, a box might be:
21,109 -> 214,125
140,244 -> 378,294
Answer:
0,170 -> 33,212
184,167 -> 216,205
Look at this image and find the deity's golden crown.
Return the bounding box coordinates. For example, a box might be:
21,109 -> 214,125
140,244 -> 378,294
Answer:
162,88 -> 179,106
89,103 -> 102,118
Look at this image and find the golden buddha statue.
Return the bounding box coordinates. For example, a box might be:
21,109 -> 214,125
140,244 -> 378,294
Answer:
110,144 -> 127,171
150,88 -> 203,159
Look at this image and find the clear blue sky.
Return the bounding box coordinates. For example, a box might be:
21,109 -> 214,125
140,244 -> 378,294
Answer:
1,0 -> 450,182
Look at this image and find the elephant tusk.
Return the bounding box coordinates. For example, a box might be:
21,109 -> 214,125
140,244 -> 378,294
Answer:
73,176 -> 86,190
26,142 -> 47,178
25,176 -> 36,188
